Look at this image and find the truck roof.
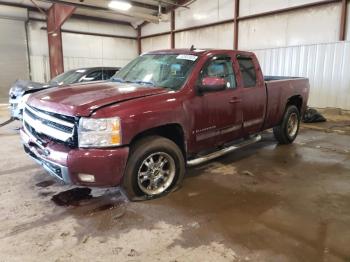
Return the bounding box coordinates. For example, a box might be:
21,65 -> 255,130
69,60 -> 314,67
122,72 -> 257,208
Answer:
145,48 -> 253,57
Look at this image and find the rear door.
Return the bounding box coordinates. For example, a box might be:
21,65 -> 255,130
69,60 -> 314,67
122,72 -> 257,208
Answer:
236,54 -> 266,135
193,54 -> 243,150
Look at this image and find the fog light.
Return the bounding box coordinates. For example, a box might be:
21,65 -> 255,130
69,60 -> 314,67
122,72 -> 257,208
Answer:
78,173 -> 95,182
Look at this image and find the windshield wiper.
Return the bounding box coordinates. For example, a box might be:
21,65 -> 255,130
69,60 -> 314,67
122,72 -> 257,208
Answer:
111,77 -> 125,83
128,80 -> 155,86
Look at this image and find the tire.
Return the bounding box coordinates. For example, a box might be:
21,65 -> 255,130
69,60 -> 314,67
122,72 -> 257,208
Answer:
122,136 -> 185,201
273,105 -> 300,144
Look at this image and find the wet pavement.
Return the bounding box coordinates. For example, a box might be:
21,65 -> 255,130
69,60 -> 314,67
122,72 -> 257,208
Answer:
0,106 -> 349,261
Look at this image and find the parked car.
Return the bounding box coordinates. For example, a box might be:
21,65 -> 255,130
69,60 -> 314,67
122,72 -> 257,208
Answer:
20,49 -> 309,200
9,67 -> 120,119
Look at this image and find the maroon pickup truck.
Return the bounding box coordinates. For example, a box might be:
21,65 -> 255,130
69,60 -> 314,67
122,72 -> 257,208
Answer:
20,49 -> 309,200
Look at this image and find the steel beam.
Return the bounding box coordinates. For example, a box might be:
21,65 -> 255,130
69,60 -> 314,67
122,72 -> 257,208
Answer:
171,10 -> 175,48
340,0 -> 348,40
234,0 -> 239,50
137,26 -> 142,55
47,3 -> 75,78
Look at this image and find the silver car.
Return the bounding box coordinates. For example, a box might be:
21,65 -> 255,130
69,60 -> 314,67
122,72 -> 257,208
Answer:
9,67 -> 120,119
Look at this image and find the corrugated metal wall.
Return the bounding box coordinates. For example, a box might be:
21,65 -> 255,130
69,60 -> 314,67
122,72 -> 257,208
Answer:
141,34 -> 170,53
0,7 -> 29,102
254,41 -> 350,110
139,0 -> 350,110
28,19 -> 137,83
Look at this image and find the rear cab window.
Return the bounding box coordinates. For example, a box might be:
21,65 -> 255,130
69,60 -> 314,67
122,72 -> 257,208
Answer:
237,55 -> 257,88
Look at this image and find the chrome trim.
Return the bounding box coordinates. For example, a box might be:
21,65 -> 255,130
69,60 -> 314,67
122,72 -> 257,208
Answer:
21,129 -> 71,184
27,149 -> 71,184
196,124 -> 241,141
187,135 -> 262,167
23,110 -> 73,142
25,105 -> 74,128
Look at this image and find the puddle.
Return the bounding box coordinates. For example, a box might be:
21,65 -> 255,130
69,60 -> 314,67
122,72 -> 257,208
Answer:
51,187 -> 92,206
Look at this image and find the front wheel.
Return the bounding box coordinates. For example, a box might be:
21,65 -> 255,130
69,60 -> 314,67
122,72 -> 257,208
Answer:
273,105 -> 300,144
122,136 -> 185,200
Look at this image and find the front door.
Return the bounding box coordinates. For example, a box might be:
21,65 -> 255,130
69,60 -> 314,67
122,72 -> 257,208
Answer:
193,54 -> 243,152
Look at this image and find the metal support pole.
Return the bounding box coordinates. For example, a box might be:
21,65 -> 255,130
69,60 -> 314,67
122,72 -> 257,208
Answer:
137,26 -> 142,55
234,0 -> 239,50
339,0 -> 348,41
47,3 -> 76,78
171,10 -> 175,48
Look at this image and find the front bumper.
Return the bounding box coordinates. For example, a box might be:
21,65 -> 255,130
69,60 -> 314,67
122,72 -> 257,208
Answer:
20,128 -> 129,187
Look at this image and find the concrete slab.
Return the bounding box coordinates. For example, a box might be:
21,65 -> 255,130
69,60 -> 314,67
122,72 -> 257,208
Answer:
0,108 -> 349,261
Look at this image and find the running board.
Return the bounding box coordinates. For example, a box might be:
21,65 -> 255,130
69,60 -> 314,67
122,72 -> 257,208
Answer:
187,134 -> 262,167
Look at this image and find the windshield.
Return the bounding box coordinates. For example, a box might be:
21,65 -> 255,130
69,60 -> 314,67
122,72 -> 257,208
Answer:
112,54 -> 198,90
49,69 -> 87,85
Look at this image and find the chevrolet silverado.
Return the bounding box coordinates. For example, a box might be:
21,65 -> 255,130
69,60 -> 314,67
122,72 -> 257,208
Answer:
20,49 -> 309,200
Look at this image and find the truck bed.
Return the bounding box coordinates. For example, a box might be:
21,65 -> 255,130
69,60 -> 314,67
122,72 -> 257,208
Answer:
263,76 -> 309,130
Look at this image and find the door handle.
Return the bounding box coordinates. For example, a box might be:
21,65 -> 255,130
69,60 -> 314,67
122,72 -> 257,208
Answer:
229,97 -> 242,104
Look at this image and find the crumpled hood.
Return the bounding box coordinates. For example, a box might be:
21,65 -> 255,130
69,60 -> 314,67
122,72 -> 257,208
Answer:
9,80 -> 49,96
27,81 -> 168,116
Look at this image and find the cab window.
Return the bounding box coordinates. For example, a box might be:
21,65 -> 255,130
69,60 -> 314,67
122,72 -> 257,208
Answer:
237,56 -> 257,87
199,56 -> 236,89
103,69 -> 118,80
80,70 -> 103,82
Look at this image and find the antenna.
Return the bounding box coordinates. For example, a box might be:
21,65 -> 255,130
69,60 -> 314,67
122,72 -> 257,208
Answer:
190,45 -> 195,51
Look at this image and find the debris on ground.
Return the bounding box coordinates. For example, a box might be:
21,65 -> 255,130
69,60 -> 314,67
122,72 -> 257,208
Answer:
303,108 -> 327,123
128,248 -> 140,257
51,187 -> 92,206
242,170 -> 255,177
82,235 -> 89,243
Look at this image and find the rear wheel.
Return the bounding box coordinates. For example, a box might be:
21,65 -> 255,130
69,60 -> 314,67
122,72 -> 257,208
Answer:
122,136 -> 185,200
273,105 -> 300,144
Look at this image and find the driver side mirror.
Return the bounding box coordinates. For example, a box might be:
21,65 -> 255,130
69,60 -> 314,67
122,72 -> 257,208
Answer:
198,76 -> 226,93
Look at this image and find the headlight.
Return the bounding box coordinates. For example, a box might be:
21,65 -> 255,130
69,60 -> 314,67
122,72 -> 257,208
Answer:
78,117 -> 121,148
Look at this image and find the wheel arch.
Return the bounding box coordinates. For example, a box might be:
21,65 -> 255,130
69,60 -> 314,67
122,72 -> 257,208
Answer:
129,123 -> 187,159
286,95 -> 303,113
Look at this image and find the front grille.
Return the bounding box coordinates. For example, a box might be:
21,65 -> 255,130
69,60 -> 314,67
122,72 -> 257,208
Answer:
23,105 -> 77,146
24,107 -> 73,133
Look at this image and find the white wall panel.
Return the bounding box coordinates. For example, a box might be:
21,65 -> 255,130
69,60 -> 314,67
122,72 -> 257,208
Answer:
27,20 -> 138,83
175,23 -> 234,49
240,0 -> 328,16
239,5 -> 341,50
142,21 -> 170,36
0,6 -> 27,20
175,0 -> 234,30
254,41 -> 350,110
0,18 -> 29,101
27,21 -> 48,57
62,33 -> 137,67
30,55 -> 50,83
62,19 -> 136,37
141,34 -> 170,53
